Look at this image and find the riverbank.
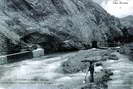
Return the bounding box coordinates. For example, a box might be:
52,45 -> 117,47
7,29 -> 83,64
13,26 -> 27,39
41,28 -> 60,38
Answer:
0,48 -> 132,89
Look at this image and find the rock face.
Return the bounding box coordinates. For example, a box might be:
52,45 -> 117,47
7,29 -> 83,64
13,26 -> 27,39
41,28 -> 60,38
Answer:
119,16 -> 133,59
0,0 -> 123,53
120,16 -> 133,43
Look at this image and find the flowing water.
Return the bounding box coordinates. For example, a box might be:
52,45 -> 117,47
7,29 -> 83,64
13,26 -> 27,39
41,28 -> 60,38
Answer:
0,52 -> 85,89
105,53 -> 133,89
0,50 -> 133,89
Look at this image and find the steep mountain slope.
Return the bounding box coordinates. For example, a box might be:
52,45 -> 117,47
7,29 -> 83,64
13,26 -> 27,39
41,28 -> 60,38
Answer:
0,0 -> 123,53
120,15 -> 133,27
120,16 -> 133,42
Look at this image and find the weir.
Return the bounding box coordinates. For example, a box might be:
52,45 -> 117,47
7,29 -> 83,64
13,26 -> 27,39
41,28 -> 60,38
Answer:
0,48 -> 45,65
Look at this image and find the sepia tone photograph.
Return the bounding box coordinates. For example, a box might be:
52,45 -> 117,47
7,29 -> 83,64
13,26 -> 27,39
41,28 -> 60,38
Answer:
0,0 -> 133,89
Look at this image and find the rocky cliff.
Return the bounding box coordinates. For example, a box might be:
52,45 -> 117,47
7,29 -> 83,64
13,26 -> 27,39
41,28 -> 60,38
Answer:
0,0 -> 123,53
120,16 -> 133,43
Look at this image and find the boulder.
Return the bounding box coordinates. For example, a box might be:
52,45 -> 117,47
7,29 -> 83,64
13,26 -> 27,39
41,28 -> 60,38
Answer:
62,49 -> 112,73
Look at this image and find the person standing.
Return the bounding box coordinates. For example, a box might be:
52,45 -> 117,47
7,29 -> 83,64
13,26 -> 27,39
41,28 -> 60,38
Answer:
89,61 -> 95,82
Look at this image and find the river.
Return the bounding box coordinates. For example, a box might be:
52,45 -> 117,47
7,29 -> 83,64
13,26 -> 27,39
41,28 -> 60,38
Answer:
105,52 -> 133,89
0,52 -> 85,89
0,50 -> 133,89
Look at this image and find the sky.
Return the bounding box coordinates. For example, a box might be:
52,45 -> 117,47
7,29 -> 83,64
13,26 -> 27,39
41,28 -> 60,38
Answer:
93,0 -> 133,18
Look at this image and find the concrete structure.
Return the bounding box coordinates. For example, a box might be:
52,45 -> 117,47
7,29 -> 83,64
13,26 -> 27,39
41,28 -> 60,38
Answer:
0,48 -> 45,65
32,48 -> 44,58
0,55 -> 8,64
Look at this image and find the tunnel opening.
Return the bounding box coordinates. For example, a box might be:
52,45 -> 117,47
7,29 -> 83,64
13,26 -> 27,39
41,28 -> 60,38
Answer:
20,32 -> 64,54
